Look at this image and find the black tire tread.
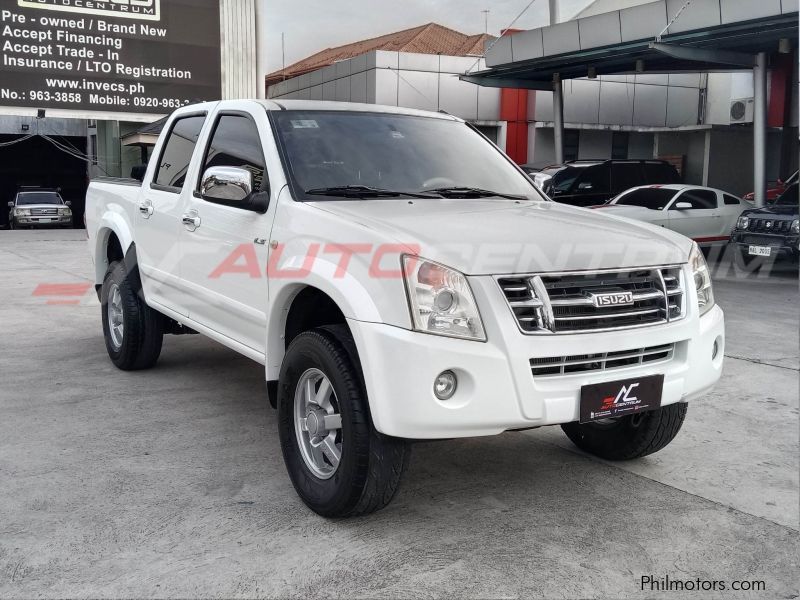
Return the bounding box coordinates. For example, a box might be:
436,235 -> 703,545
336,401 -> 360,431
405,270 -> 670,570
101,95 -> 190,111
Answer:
561,403 -> 688,461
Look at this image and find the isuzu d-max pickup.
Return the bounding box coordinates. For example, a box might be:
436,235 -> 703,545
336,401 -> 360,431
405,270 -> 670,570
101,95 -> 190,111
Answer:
86,100 -> 725,517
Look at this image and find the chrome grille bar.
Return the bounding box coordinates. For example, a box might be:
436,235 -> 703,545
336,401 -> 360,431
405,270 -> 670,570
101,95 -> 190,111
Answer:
530,343 -> 676,377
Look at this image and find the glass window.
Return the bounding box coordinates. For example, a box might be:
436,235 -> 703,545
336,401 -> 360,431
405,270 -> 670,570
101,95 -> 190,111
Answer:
574,165 -> 610,194
202,115 -> 267,193
272,111 -> 539,201
611,163 -> 646,194
671,189 -> 717,210
614,188 -> 676,210
723,194 -> 742,206
153,115 -> 206,190
644,162 -> 680,184
16,192 -> 63,206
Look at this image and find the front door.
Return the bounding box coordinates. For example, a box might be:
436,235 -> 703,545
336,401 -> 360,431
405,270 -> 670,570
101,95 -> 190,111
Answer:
667,189 -> 721,242
135,113 -> 208,317
179,112 -> 274,355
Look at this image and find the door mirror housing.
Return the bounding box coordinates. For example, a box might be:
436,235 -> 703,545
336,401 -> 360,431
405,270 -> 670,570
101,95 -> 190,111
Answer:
674,202 -> 693,210
577,182 -> 593,191
7,202 -> 14,208
64,201 -> 72,207
200,166 -> 269,213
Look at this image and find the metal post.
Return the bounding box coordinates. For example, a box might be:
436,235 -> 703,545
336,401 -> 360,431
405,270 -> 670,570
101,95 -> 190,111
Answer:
548,0 -> 559,25
753,52 -> 768,208
553,74 -> 565,164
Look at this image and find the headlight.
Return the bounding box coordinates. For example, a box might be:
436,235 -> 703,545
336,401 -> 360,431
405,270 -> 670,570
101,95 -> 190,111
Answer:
58,208 -> 72,216
690,243 -> 715,317
14,208 -> 31,216
792,219 -> 799,234
736,216 -> 750,230
403,256 -> 486,341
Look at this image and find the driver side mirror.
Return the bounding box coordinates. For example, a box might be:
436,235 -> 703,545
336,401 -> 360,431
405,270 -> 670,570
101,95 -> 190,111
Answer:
675,202 -> 693,210
7,202 -> 13,209
578,182 -> 594,191
201,166 -> 268,213
65,201 -> 72,207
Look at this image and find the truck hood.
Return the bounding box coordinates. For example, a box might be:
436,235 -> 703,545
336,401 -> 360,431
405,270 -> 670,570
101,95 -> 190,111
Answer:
312,199 -> 692,275
743,204 -> 799,219
14,204 -> 66,211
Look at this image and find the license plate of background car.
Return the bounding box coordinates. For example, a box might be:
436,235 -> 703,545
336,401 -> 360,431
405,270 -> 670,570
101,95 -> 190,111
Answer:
579,375 -> 664,424
748,246 -> 772,257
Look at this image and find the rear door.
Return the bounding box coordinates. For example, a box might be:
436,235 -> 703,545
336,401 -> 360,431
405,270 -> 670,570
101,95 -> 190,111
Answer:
136,112 -> 208,316
666,188 -> 721,243
179,110 -> 274,356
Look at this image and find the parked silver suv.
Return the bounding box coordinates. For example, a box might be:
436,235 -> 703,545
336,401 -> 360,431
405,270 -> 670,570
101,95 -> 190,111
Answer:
8,189 -> 73,229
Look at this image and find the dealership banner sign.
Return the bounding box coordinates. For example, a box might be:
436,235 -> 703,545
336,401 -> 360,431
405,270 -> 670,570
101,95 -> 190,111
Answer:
0,0 -> 222,114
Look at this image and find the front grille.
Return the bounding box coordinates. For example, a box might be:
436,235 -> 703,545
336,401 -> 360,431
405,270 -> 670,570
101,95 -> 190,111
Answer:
747,218 -> 793,234
31,208 -> 58,216
738,233 -> 791,246
530,343 -> 675,377
498,266 -> 685,334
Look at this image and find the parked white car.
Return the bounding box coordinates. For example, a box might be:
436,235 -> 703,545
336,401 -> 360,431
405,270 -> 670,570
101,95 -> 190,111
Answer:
85,100 -> 725,517
595,185 -> 747,246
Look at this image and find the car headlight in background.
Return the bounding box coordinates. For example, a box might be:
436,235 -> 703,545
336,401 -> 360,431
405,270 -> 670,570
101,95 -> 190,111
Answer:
58,208 -> 72,216
403,256 -> 486,341
690,243 -> 715,317
792,219 -> 799,234
14,208 -> 31,217
736,216 -> 750,230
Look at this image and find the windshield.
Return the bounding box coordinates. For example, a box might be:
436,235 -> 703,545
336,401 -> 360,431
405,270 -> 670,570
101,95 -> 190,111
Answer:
613,188 -> 676,209
775,184 -> 798,207
16,192 -> 63,206
272,111 -> 541,201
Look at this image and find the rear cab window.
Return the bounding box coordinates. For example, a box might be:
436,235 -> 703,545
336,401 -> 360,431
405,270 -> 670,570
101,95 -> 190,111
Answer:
152,115 -> 207,192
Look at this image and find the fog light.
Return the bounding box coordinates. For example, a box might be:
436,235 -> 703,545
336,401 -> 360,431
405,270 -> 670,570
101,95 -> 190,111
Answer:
434,371 -> 458,400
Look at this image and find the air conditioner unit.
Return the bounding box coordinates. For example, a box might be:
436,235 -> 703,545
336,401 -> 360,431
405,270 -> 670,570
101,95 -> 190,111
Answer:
730,98 -> 754,124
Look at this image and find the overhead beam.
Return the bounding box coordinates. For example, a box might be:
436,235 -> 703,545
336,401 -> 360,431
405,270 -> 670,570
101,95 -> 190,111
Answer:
648,42 -> 756,68
459,75 -> 554,91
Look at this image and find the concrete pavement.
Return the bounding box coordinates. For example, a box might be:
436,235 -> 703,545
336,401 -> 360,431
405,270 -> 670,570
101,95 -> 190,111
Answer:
0,230 -> 797,599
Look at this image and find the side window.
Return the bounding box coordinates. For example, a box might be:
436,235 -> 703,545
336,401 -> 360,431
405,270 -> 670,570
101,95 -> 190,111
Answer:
672,189 -> 718,210
201,114 -> 267,193
724,194 -> 742,206
153,115 -> 206,191
574,165 -> 610,194
644,162 -> 680,184
611,163 -> 645,194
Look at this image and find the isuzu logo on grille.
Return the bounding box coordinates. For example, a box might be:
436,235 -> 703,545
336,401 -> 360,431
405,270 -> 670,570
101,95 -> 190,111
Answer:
589,291 -> 635,308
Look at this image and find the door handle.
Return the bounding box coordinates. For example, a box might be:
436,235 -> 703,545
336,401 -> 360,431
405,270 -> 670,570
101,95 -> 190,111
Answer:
138,202 -> 153,218
182,213 -> 201,231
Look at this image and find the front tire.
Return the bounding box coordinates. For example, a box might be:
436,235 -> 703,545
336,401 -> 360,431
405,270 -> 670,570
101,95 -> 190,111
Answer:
561,403 -> 688,460
101,261 -> 164,371
278,327 -> 410,517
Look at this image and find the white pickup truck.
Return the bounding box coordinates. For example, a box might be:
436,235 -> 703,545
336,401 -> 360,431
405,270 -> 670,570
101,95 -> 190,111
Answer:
86,100 -> 725,517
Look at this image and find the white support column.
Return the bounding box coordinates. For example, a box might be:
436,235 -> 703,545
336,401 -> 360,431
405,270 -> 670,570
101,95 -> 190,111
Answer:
548,0 -> 560,25
553,74 -> 565,164
753,52 -> 768,208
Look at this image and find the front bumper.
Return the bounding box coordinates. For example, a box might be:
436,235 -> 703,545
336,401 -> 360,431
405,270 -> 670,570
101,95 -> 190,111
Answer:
731,232 -> 799,260
14,216 -> 72,227
349,270 -> 724,439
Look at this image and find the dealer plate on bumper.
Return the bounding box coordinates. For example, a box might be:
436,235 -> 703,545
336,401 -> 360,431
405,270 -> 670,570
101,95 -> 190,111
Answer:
748,245 -> 772,257
579,375 -> 664,424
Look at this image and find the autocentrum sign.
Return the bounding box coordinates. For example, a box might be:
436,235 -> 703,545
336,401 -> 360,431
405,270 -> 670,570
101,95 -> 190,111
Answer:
0,0 -> 221,115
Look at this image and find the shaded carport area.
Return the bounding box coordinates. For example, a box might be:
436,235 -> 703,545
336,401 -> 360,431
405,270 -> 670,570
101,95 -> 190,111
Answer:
462,1 -> 798,206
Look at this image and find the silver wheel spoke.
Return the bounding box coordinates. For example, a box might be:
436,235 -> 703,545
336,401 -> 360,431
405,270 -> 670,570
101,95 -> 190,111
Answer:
314,378 -> 333,410
320,435 -> 341,468
323,414 -> 342,430
304,378 -> 316,407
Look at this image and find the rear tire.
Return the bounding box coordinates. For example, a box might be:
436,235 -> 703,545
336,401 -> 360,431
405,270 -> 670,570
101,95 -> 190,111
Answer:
277,327 -> 410,517
561,403 -> 688,461
101,261 -> 163,371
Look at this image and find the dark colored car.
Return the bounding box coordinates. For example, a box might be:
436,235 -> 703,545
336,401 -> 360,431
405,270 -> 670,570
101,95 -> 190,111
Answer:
731,183 -> 799,264
536,159 -> 682,207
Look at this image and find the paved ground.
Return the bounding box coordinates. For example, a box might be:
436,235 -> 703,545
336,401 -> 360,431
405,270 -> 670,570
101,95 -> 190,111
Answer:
0,230 -> 797,599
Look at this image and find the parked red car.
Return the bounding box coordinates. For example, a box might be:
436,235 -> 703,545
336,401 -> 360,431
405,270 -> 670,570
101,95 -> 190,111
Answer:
743,170 -> 798,203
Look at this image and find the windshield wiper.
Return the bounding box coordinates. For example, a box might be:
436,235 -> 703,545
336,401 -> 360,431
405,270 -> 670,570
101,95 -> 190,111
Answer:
305,185 -> 438,199
422,187 -> 528,200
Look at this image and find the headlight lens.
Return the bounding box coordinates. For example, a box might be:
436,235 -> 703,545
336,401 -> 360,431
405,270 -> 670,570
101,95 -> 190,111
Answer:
58,208 -> 72,216
403,256 -> 486,341
14,208 -> 31,216
792,219 -> 799,234
690,243 -> 715,317
736,216 -> 750,230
